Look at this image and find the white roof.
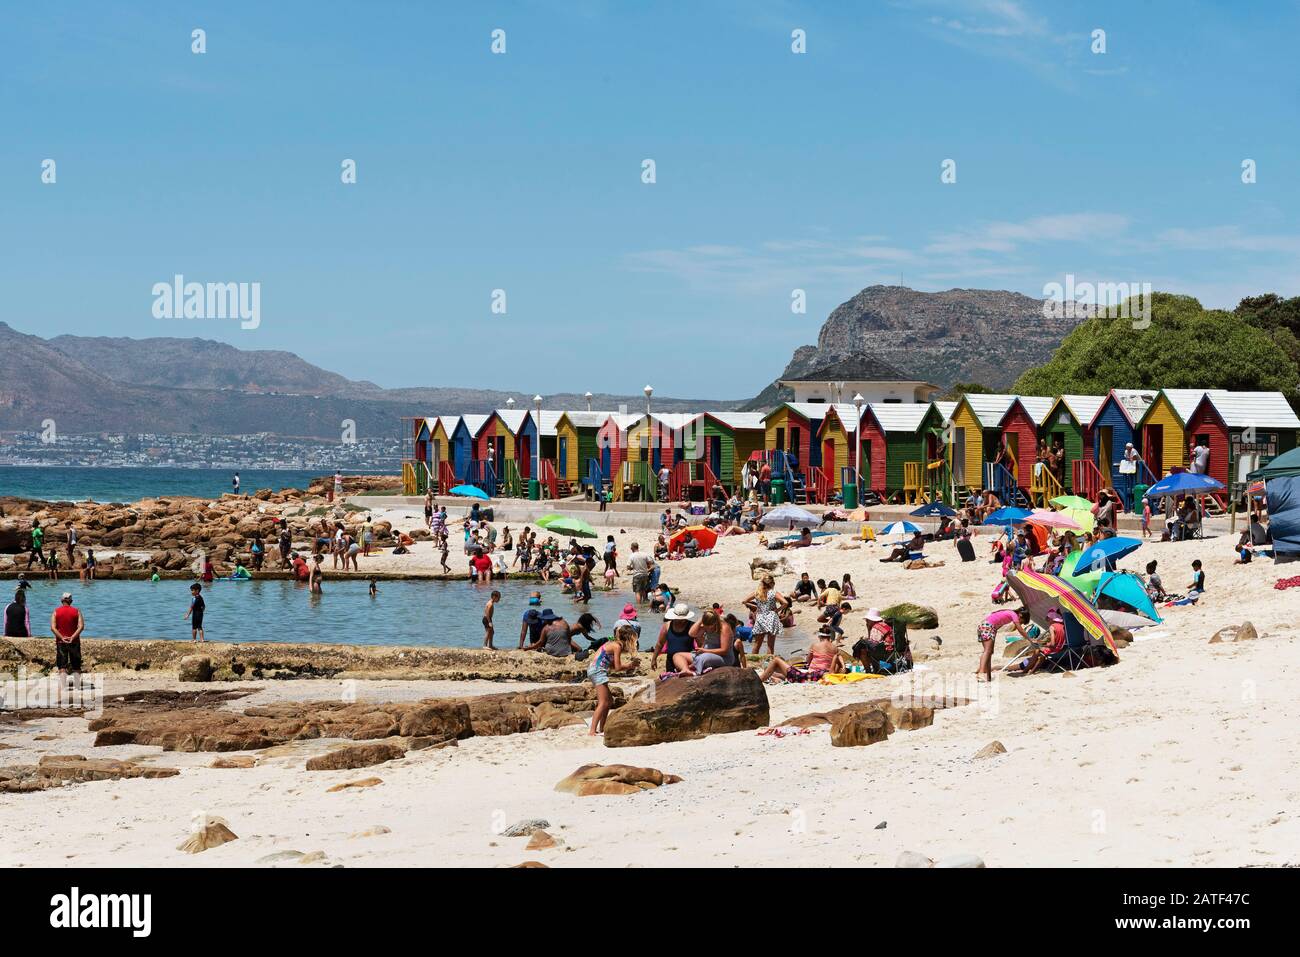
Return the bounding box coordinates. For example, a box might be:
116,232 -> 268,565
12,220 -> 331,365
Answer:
493,409 -> 529,433
934,401 -> 957,421
1158,388 -> 1223,424
436,415 -> 461,438
458,414 -> 490,437
1016,396 -> 1056,425
647,412 -> 700,430
962,394 -> 1018,428
1103,389 -> 1158,426
707,411 -> 767,431
760,401 -> 844,426
1201,391 -> 1300,430
1054,395 -> 1106,424
867,403 -> 933,433
555,410 -> 614,432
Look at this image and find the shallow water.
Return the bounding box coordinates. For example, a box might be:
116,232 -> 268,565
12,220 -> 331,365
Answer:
9,578 -> 645,649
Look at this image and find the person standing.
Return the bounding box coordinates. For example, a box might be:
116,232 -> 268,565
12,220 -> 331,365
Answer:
185,583 -> 206,642
627,541 -> 655,603
278,524 -> 293,568
758,459 -> 772,504
3,589 -> 31,638
334,469 -> 345,500
1190,439 -> 1210,476
50,592 -> 84,681
66,523 -> 77,565
232,472 -> 241,496
26,519 -> 46,570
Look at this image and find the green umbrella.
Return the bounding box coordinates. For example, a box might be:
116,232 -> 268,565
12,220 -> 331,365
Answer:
1050,494 -> 1094,510
543,516 -> 598,538
534,513 -> 566,528
1060,549 -> 1101,597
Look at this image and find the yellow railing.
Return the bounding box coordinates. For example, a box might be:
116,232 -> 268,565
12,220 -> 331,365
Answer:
903,462 -> 924,504
1030,464 -> 1062,507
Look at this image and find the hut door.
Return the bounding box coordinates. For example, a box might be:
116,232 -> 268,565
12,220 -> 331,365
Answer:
862,440 -> 872,487
519,437 -> 531,478
775,427 -> 786,452
953,428 -> 966,485
1145,426 -> 1163,475
706,436 -> 721,480
1098,427 -> 1113,472
601,445 -> 611,478
555,437 -> 565,479
823,439 -> 836,481
415,439 -> 427,463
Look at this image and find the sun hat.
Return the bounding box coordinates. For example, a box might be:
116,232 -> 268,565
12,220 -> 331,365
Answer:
539,609 -> 559,622
863,607 -> 883,622
663,603 -> 695,621
619,603 -> 637,619
1046,607 -> 1064,622
523,608 -> 541,622
60,592 -> 73,601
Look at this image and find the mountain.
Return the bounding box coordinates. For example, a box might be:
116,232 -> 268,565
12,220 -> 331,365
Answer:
743,286 -> 1088,408
0,323 -> 740,437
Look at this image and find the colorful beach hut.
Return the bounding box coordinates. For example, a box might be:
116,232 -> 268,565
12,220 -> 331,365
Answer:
1185,391 -> 1300,489
450,414 -> 491,484
814,405 -> 863,494
700,411 -> 767,492
1087,389 -> 1156,502
555,410 -> 615,491
1135,389 -> 1214,479
858,402 -> 946,501
1041,395 -> 1105,487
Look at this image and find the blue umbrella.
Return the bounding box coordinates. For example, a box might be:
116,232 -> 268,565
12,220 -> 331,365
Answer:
1096,571 -> 1162,622
910,502 -> 957,518
879,520 -> 921,538
982,506 -> 1032,527
1075,536 -> 1143,573
448,484 -> 490,500
1144,471 -> 1224,498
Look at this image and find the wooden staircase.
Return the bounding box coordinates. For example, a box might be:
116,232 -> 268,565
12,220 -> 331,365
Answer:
984,462 -> 1029,507
437,461 -> 456,495
669,460 -> 721,501
537,458 -> 559,499
1029,464 -> 1063,508
1071,458 -> 1104,503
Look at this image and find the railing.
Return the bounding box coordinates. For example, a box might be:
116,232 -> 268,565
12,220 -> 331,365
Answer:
805,466 -> 832,504
538,458 -> 559,499
1071,458 -> 1104,503
615,460 -> 655,502
983,461 -> 1022,506
437,461 -> 456,494
464,460 -> 497,495
501,459 -> 523,498
401,460 -> 418,496
903,462 -> 925,504
583,457 -> 604,492
1029,463 -> 1063,507
926,457 -> 955,505
669,460 -> 721,501
839,465 -> 859,497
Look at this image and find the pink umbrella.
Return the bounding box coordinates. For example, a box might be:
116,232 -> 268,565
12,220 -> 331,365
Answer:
1027,508 -> 1082,530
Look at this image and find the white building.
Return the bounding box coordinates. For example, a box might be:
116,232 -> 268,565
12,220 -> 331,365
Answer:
779,353 -> 940,405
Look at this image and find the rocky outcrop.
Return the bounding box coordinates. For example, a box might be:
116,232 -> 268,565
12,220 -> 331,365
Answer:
555,763 -> 683,796
305,742 -> 407,771
0,754 -> 179,793
602,669 -> 769,747
177,821 -> 238,854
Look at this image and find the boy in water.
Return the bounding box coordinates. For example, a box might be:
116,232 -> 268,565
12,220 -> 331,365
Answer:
185,583 -> 206,642
482,590 -> 500,649
368,576 -> 378,597
439,539 -> 451,574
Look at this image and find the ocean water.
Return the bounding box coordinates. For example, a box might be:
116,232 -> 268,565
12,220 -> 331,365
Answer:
7,577 -> 647,649
0,466 -> 360,503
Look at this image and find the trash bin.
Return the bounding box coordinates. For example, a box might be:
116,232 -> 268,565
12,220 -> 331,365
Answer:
771,478 -> 786,504
1132,483 -> 1148,513
527,479 -> 540,501
842,483 -> 859,510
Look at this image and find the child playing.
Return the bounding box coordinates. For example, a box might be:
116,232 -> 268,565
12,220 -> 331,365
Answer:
603,562 -> 617,590
1141,496 -> 1152,539
1187,559 -> 1206,598
368,576 -> 378,597
185,583 -> 206,643
586,625 -> 639,736
482,590 -> 500,649
439,540 -> 451,574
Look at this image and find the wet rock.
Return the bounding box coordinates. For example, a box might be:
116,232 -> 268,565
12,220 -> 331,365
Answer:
603,669 -> 769,747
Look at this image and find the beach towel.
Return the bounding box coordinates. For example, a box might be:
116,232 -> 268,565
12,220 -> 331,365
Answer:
819,672 -> 882,684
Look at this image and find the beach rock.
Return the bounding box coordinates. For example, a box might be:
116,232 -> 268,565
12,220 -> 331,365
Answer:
326,776 -> 383,792
512,861 -> 549,868
1236,621 -> 1258,642
210,755 -> 256,769
973,740 -> 1007,760
467,698 -> 534,736
555,763 -> 682,796
829,706 -> 891,747
178,655 -> 214,683
749,556 -> 791,579
936,854 -> 986,868
525,830 -> 559,850
602,669 -> 769,747
0,755 -> 180,793
177,821 -> 238,854
533,701 -> 590,730
896,851 -> 934,868
886,704 -> 935,731
348,825 -> 391,839
297,851 -> 327,865
257,850 -> 305,864
403,735 -> 458,751
305,742 -> 406,771
501,818 -> 550,837
881,602 -> 939,629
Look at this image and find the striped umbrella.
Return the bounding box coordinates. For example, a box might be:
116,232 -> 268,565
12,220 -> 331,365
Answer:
1006,568 -> 1120,660
1027,508 -> 1081,530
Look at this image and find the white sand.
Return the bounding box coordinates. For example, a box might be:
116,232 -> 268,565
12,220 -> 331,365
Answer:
3,505 -> 1298,867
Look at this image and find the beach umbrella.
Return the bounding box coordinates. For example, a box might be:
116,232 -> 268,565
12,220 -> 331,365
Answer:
1050,494 -> 1094,510
763,503 -> 819,528
1026,508 -> 1081,530
1075,536 -> 1143,573
534,513 -> 567,528
1005,569 -> 1120,660
1099,608 -> 1157,631
879,520 -> 921,539
982,506 -> 1032,527
1060,548 -> 1102,597
669,524 -> 718,552
1144,471 -> 1224,498
543,516 -> 597,538
1058,507 -> 1095,533
1096,571 -> 1162,623
910,502 -> 957,518
448,484 -> 490,500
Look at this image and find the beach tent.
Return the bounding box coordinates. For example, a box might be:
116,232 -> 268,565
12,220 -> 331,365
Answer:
1006,569 -> 1120,662
703,411 -> 767,491
1248,445 -> 1300,480
1136,389 -> 1220,478
1263,475 -> 1300,555
1042,395 -> 1105,490
1186,392 -> 1300,489
1095,571 -> 1162,622
858,402 -> 947,500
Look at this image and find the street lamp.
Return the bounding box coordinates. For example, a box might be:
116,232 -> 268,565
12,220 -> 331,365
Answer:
644,384 -> 653,414
505,397 -> 515,410
853,393 -> 865,504
533,394 -> 543,490
584,391 -> 593,412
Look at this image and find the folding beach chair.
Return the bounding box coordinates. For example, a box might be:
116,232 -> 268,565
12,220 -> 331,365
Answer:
1040,614 -> 1090,672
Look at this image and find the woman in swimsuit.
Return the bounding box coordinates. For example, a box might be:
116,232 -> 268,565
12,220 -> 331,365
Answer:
743,574 -> 789,656
976,606 -> 1030,681
652,605 -> 696,674
587,625 -> 639,735
684,610 -> 740,675
758,626 -> 842,683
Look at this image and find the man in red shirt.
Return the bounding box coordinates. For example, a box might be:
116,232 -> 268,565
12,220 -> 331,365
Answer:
50,592 -> 84,679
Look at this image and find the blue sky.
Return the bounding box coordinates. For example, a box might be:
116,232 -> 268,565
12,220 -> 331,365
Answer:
3,0 -> 1298,399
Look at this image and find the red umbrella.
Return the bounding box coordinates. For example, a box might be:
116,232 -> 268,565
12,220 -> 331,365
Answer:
668,525 -> 717,552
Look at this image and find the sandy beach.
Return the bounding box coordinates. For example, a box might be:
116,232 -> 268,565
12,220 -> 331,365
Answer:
3,500 -> 1297,868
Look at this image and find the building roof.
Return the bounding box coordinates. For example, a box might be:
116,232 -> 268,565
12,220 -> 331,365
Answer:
821,403 -> 864,436
1052,395 -> 1106,425
1200,392 -> 1300,430
706,411 -> 768,431
867,403 -> 934,433
555,410 -> 615,432
436,415 -> 461,438
760,401 -> 841,425
934,401 -> 957,421
1095,389 -> 1158,427
1016,396 -> 1056,425
780,352 -> 923,384
493,409 -> 529,434
457,414 -> 491,437
961,394 -> 1019,428
1156,388 -> 1224,425
647,412 -> 700,430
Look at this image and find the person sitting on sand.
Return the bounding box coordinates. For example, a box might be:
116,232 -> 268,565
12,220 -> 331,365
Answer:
881,531 -> 924,563
851,608 -> 898,673
780,526 -> 814,549
652,604 -> 696,674
976,606 -> 1031,681
793,572 -> 817,603
683,610 -> 741,675
587,625 -> 640,735
840,573 -> 857,600
1007,607 -> 1067,676
758,625 -> 842,684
